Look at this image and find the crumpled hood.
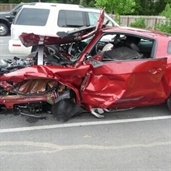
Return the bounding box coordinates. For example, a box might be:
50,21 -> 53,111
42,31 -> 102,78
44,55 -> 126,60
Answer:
19,9 -> 105,47
0,65 -> 90,83
19,26 -> 96,47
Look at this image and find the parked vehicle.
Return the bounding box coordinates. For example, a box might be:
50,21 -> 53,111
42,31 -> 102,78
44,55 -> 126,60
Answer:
8,2 -> 118,55
0,2 -> 36,36
1,10 -> 171,122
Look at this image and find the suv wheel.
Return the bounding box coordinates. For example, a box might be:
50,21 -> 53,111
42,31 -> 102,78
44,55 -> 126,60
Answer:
0,23 -> 9,36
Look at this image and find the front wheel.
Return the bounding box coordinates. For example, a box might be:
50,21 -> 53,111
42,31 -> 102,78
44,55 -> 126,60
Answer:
52,99 -> 83,122
0,23 -> 9,36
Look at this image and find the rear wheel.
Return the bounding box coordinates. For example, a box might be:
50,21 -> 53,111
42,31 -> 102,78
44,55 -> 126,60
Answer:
167,96 -> 171,111
0,23 -> 9,36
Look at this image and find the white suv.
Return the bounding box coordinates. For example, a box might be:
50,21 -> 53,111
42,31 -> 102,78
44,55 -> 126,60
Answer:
9,3 -> 118,55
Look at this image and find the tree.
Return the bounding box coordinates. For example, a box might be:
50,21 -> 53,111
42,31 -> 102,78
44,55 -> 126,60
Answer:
133,0 -> 168,15
156,3 -> 171,33
95,0 -> 136,15
82,0 -> 95,6
160,3 -> 171,18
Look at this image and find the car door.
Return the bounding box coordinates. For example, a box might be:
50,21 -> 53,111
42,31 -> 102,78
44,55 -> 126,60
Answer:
81,57 -> 168,109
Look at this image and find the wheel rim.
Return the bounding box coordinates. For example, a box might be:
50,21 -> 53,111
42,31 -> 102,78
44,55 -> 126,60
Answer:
0,25 -> 7,35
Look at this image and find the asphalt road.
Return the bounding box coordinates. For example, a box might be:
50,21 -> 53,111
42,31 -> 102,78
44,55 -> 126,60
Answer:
0,36 -> 24,59
0,36 -> 171,171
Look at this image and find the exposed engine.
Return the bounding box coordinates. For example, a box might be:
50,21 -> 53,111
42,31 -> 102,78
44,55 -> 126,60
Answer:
0,40 -> 88,75
0,78 -> 73,119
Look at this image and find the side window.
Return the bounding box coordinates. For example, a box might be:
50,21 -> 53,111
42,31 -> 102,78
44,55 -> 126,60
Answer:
168,41 -> 171,54
58,10 -> 86,27
90,33 -> 154,60
104,17 -> 114,27
88,12 -> 98,26
14,8 -> 49,26
88,12 -> 114,27
138,39 -> 154,58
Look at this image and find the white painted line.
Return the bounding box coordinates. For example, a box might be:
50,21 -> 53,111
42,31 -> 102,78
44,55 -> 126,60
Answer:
0,115 -> 171,134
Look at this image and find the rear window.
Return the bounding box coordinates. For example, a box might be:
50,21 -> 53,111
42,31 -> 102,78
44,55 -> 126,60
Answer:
58,10 -> 86,27
14,8 -> 49,26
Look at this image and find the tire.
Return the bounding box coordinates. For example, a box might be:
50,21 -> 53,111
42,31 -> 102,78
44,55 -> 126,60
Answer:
167,96 -> 171,111
52,99 -> 83,122
0,23 -> 9,36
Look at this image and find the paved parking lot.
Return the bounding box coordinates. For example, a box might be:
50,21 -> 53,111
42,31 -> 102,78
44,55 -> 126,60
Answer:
0,36 -> 24,59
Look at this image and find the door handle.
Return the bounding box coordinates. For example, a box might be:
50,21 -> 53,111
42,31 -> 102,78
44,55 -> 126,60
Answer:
148,68 -> 162,74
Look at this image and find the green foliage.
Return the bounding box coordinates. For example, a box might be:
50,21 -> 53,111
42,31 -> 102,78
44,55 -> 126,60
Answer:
156,20 -> 171,34
134,0 -> 167,15
156,3 -> 171,33
82,0 -> 95,7
130,17 -> 146,28
94,0 -> 170,15
95,0 -> 135,15
0,0 -> 8,2
160,3 -> 171,18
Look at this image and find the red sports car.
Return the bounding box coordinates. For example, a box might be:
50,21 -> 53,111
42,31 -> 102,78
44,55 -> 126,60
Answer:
0,10 -> 171,122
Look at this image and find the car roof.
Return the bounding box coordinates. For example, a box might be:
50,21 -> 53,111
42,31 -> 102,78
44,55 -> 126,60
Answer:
103,26 -> 171,39
26,2 -> 84,8
20,2 -> 114,12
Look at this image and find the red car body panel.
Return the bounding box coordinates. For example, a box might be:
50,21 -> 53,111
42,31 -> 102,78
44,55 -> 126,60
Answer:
1,57 -> 169,110
0,95 -> 49,109
0,65 -> 90,106
81,58 -> 168,109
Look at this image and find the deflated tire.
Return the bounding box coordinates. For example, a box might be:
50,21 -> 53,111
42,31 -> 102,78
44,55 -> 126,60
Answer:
52,99 -> 83,122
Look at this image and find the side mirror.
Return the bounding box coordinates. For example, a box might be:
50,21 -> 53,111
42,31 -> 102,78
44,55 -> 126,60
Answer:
12,11 -> 17,16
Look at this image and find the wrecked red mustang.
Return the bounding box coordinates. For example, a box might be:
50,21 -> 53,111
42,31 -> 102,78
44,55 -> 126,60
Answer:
1,10 -> 171,122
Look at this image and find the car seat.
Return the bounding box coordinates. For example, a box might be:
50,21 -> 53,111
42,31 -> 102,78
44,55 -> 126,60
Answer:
125,36 -> 140,52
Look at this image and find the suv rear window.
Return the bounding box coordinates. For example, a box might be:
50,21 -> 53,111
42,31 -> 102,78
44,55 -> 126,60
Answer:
58,10 -> 86,27
14,8 -> 49,26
